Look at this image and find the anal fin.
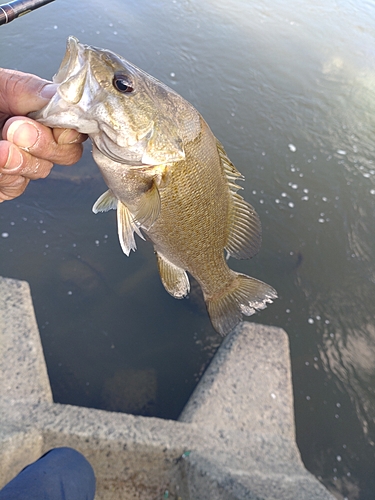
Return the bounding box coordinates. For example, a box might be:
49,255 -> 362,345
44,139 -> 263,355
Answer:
156,253 -> 190,299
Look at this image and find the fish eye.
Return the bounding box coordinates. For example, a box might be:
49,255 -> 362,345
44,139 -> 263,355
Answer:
113,73 -> 134,93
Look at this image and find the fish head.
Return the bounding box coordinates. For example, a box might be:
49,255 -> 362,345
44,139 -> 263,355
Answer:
32,36 -> 187,166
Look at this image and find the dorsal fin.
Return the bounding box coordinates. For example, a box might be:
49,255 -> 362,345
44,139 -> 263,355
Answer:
216,140 -> 262,260
117,201 -> 144,256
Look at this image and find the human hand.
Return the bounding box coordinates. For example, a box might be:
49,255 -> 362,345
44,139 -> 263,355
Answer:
0,68 -> 87,202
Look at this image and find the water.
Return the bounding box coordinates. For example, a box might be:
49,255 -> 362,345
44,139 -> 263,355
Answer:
1,0 -> 375,497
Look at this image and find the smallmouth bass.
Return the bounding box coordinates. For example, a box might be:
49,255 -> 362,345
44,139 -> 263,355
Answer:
32,36 -> 277,335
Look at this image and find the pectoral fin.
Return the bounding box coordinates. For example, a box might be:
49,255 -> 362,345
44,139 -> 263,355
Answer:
117,202 -> 144,256
156,253 -> 190,299
133,181 -> 161,230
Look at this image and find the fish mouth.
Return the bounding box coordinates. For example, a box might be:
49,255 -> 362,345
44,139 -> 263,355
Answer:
54,36 -> 85,85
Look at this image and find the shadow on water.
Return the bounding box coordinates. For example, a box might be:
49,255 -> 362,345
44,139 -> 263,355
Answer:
1,0 -> 375,498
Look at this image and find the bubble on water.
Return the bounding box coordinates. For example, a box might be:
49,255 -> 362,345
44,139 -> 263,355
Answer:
370,189 -> 375,195
318,218 -> 325,223
275,199 -> 280,204
303,188 -> 309,193
67,291 -> 73,295
306,395 -> 311,400
271,393 -> 276,399
337,455 -> 342,462
170,72 -> 176,78
322,197 -> 328,202
308,318 -> 314,324
337,149 -> 346,155
288,202 -> 295,208
281,192 -> 287,197
288,143 -> 297,152
301,196 -> 309,201
95,240 -> 100,246
1,232 -> 9,238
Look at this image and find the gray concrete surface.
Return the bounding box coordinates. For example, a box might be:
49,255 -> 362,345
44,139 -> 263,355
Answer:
0,276 -> 334,499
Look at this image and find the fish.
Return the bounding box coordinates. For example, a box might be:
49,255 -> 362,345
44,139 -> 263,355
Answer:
31,36 -> 277,335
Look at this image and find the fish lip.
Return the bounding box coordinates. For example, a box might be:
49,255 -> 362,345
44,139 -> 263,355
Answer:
53,36 -> 81,84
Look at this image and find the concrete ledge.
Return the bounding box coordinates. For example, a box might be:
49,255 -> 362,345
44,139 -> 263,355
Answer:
0,276 -> 334,499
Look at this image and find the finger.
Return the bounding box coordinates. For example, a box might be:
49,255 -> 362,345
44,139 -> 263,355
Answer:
0,141 -> 53,180
53,127 -> 88,146
3,117 -> 85,166
0,69 -> 57,120
0,173 -> 29,202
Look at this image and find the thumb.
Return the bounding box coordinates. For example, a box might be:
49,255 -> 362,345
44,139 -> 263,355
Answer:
0,69 -> 57,117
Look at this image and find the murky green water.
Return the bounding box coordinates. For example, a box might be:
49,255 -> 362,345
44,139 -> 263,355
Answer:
1,0 -> 375,497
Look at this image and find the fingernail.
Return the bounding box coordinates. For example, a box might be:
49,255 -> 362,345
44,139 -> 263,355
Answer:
39,83 -> 58,100
57,128 -> 81,145
1,143 -> 23,173
6,120 -> 39,149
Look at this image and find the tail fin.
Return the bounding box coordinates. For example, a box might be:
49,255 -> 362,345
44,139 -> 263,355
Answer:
206,273 -> 277,336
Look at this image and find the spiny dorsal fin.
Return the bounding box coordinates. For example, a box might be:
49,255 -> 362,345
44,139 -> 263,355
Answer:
92,189 -> 118,213
117,201 -> 144,256
133,181 -> 161,230
156,252 -> 190,299
216,139 -> 262,260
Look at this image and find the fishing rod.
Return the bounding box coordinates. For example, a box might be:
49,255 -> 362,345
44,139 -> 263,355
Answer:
0,0 -> 54,26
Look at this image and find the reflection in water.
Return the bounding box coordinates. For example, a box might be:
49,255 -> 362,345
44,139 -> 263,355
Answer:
1,0 -> 375,498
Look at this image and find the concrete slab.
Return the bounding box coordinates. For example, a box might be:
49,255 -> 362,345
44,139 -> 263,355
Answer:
0,276 -> 334,499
